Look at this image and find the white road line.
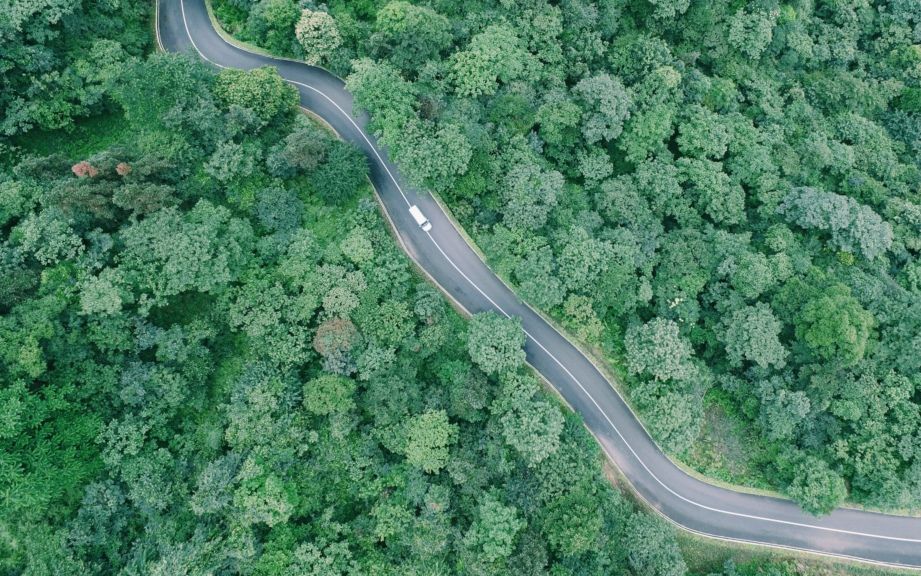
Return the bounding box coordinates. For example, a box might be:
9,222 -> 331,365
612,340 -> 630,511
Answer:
165,0 -> 921,558
154,0 -> 164,51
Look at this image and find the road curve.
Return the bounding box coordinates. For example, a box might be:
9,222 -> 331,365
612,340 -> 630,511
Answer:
158,0 -> 921,568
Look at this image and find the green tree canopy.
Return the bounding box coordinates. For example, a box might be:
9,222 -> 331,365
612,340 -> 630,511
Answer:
796,286 -> 874,365
624,318 -> 695,382
213,67 -> 298,127
403,409 -> 457,473
371,1 -> 451,72
295,9 -> 342,66
786,455 -> 848,516
451,24 -> 532,97
467,312 -> 526,375
721,303 -> 787,370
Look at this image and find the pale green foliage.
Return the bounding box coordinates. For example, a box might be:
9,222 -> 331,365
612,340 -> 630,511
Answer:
758,379 -> 810,441
246,0 -> 300,55
371,501 -> 413,543
721,303 -> 787,370
451,24 -> 531,97
223,363 -> 289,451
233,456 -> 298,527
632,377 -> 705,454
322,285 -> 360,316
9,0 -> 921,562
562,294 -> 605,344
356,345 -> 396,382
386,119 -> 471,192
541,484 -> 603,556
15,211 -> 84,266
513,245 -> 565,310
403,409 -> 457,473
0,0 -> 143,135
286,541 -> 356,575
678,157 -> 745,225
279,228 -> 320,285
359,299 -> 414,346
501,159 -> 563,230
254,186 -> 303,233
536,90 -> 581,147
295,9 -> 342,66
371,1 -> 451,71
730,252 -> 775,300
79,271 -> 123,316
121,448 -> 175,512
346,58 -> 417,134
467,312 -> 526,375
189,455 -> 239,516
495,372 -> 563,466
463,495 -> 525,564
213,67 -> 298,126
340,227 -> 374,265
620,104 -> 675,163
778,187 -> 893,260
634,159 -> 683,217
577,147 -> 613,187
557,226 -> 614,293
573,73 -> 632,144
676,105 -> 730,160
624,318 -> 694,382
796,286 -> 874,364
787,455 -> 847,516
728,8 -> 779,59
0,181 -> 33,228
226,277 -> 316,366
205,141 -> 258,183
2,29 -> 704,573
648,0 -> 690,20
0,382 -> 26,440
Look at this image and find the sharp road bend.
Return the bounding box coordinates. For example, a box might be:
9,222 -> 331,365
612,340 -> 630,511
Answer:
158,0 -> 921,568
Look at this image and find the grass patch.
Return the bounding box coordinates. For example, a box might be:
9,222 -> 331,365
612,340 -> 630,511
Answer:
12,111 -> 129,162
677,531 -> 914,576
684,390 -> 775,491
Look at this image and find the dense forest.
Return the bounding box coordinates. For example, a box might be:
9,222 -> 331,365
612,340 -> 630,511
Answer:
2,2 -> 791,575
1,0 -> 919,574
211,0 -> 921,515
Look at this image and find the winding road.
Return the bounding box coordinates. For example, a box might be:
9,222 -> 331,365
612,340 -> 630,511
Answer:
157,0 -> 921,568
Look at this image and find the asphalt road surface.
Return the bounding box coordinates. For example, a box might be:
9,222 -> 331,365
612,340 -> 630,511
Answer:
158,0 -> 921,568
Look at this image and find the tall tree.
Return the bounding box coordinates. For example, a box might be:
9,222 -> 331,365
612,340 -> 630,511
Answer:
295,8 -> 342,66
467,312 -> 526,375
624,318 -> 695,382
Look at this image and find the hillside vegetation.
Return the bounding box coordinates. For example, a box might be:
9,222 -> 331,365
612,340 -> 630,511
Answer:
0,0 -> 918,575
0,2 -> 748,575
216,0 -> 921,515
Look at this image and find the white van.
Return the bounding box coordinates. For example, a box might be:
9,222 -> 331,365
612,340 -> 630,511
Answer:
409,205 -> 432,232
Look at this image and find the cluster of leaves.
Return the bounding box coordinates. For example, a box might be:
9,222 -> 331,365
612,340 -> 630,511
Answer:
220,0 -> 921,515
0,48 -> 699,575
0,0 -> 150,136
